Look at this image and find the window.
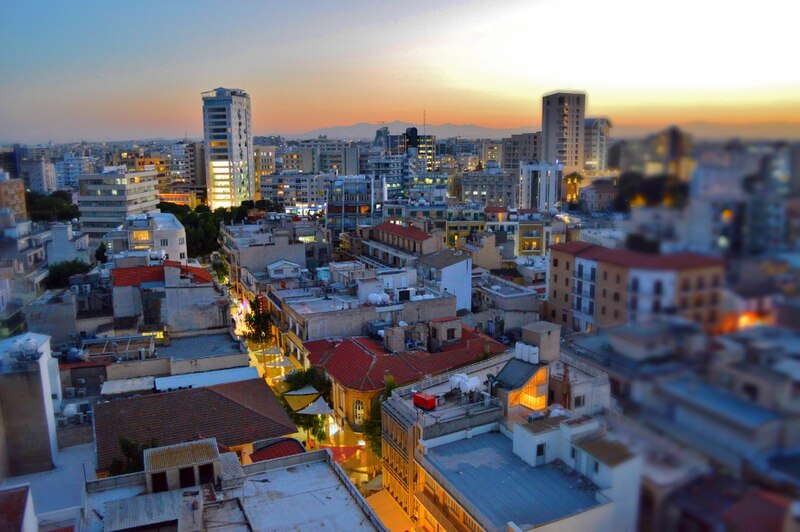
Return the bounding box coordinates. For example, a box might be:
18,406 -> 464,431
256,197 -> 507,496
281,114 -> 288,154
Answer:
616,274 -> 621,284
601,306 -> 606,315
631,278 -> 639,292
613,292 -> 620,302
574,395 -> 585,408
562,313 -> 567,323
564,294 -> 568,302
603,271 -> 608,281
536,443 -> 546,457
570,446 -> 576,459
554,274 -> 558,283
552,258 -> 559,267
447,328 -> 456,340
550,309 -> 556,319
594,460 -> 600,473
160,238 -> 169,246
654,280 -> 663,295
553,289 -> 558,299
566,261 -> 570,271
353,400 -> 365,424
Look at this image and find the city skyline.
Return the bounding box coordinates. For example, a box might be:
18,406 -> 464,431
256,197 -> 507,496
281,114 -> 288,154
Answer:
1,0 -> 799,143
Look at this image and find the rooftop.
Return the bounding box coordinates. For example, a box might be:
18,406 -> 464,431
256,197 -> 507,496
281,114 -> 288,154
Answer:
305,327 -> 507,392
416,249 -> 470,269
660,377 -> 781,430
550,242 -> 724,271
0,486 -> 29,531
375,221 -> 432,242
156,333 -> 245,360
421,431 -> 603,530
111,260 -> 213,287
143,439 -> 220,471
94,378 -> 296,471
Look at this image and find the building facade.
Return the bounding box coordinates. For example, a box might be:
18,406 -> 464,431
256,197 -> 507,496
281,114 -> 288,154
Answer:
202,87 -> 255,208
584,117 -> 612,172
542,91 -> 586,174
519,162 -> 564,212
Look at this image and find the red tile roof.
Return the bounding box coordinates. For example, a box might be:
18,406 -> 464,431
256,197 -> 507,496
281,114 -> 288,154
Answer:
94,378 -> 296,471
375,221 -> 432,242
249,438 -> 306,462
550,242 -> 724,271
0,486 -> 29,531
112,263 -> 213,287
306,327 -> 507,392
723,489 -> 791,531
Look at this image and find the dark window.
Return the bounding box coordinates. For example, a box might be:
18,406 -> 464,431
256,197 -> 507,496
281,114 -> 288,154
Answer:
198,463 -> 214,484
616,274 -> 621,284
594,460 -> 600,473
564,294 -> 568,302
574,395 -> 585,408
613,292 -> 620,302
550,309 -> 556,319
601,306 -> 606,315
603,271 -> 608,281
447,328 -> 456,340
631,278 -> 639,292
562,313 -> 567,323
566,261 -> 570,271
570,447 -> 576,459
179,467 -> 196,488
654,280 -> 663,295
553,258 -> 559,267
536,443 -> 545,457
151,472 -> 168,493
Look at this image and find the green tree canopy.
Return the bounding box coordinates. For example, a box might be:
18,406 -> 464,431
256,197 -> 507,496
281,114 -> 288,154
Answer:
46,259 -> 92,289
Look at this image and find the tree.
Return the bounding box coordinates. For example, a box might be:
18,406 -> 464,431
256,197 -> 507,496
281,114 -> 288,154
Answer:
279,368 -> 331,447
46,259 -> 92,289
95,242 -> 108,264
243,298 -> 275,344
211,260 -> 228,284
361,376 -> 396,458
108,436 -> 159,476
26,191 -> 80,222
475,161 -> 484,171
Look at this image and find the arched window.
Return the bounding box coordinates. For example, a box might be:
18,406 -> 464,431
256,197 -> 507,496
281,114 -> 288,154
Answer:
353,399 -> 365,425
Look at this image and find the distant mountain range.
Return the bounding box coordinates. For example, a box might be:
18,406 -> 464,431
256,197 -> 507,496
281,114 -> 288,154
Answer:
279,120 -> 800,141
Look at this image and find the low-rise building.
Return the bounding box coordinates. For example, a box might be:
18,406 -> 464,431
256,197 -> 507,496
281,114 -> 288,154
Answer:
45,223 -> 90,265
460,161 -> 518,207
92,378 -> 296,476
103,212 -> 188,264
579,179 -> 617,212
415,249 -> 472,311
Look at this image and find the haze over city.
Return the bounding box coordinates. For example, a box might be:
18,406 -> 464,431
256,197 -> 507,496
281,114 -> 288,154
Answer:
2,0 -> 799,143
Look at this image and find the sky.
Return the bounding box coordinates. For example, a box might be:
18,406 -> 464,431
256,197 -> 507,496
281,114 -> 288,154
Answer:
1,0 -> 799,143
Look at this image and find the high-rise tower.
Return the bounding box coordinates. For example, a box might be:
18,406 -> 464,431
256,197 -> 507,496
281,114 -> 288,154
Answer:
541,91 -> 586,174
202,88 -> 255,208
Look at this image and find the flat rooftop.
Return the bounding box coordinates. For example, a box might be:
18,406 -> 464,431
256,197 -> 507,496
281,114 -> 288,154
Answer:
0,443 -> 96,519
421,431 -> 602,530
156,333 -> 244,360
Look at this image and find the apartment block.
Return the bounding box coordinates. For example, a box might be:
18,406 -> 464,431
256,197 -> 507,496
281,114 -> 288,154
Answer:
501,132 -> 541,173
584,117 -> 612,173
0,171 -> 27,222
461,161 -> 518,207
542,91 -> 586,174
77,166 -> 159,243
548,242 -> 725,333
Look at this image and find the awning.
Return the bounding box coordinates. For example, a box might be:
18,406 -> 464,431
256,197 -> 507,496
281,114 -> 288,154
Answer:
296,396 -> 334,416
284,393 -> 318,412
285,385 -> 319,396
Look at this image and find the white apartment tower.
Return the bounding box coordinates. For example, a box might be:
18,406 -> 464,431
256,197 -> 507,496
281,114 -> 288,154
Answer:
584,117 -> 612,172
202,88 -> 255,209
542,91 -> 586,174
520,161 -> 564,213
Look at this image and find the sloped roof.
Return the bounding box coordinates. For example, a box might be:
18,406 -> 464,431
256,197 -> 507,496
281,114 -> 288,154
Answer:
249,438 -> 306,463
495,358 -> 541,389
111,263 -> 213,287
94,378 -> 296,471
550,242 -> 724,271
416,249 -> 470,269
306,327 -> 507,392
722,488 -> 792,531
375,221 -> 432,242
0,486 -> 29,531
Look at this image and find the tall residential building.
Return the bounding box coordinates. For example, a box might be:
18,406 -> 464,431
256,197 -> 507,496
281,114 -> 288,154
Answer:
542,91 -> 586,173
584,117 -> 612,173
18,158 -> 57,194
389,128 -> 436,172
0,171 -> 27,222
171,141 -> 207,199
254,145 -> 277,180
519,161 -> 564,213
0,147 -> 18,180
261,172 -> 333,215
202,87 -> 255,209
501,132 -> 541,172
77,166 -> 159,243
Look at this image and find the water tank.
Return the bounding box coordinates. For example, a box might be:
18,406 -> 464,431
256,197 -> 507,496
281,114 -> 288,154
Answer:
459,376 -> 481,393
63,404 -> 79,418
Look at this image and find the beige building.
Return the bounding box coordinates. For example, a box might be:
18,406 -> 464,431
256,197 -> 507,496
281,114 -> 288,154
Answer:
0,171 -> 27,222
548,241 -> 725,333
501,132 -> 541,173
542,91 -> 586,174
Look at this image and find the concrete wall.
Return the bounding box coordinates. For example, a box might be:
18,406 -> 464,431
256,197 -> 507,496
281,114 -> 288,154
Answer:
24,295 -> 78,345
0,363 -> 56,475
163,286 -> 229,333
170,353 -> 248,375
112,286 -> 142,318
529,501 -> 614,532
441,259 -> 472,312
105,352 -> 248,381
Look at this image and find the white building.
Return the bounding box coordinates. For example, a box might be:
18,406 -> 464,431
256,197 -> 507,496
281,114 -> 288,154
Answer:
261,172 -> 333,215
45,223 -> 90,265
18,159 -> 57,194
542,91 -> 586,173
584,117 -> 612,173
77,166 -> 159,244
55,154 -> 95,190
202,87 -> 255,209
416,249 -> 472,312
103,212 -> 188,264
520,162 -> 564,213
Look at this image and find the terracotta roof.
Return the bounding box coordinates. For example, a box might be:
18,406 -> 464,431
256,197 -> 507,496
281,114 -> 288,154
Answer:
550,242 -> 724,271
306,327 -> 507,392
375,221 -> 432,242
112,263 -> 213,287
249,438 -> 306,462
94,378 -> 296,471
0,486 -> 29,531
723,489 -> 792,532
